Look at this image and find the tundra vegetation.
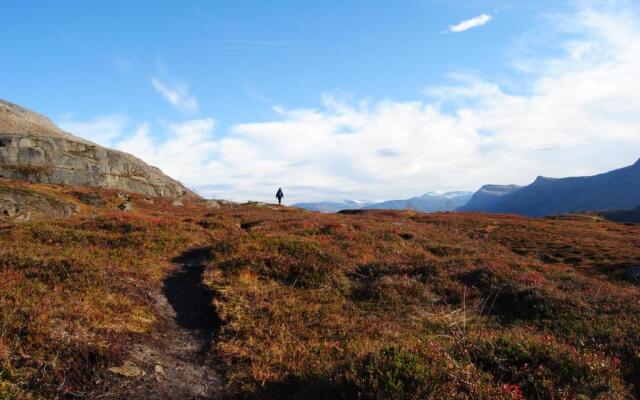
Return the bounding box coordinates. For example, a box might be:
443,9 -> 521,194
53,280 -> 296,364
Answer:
1,178 -> 639,399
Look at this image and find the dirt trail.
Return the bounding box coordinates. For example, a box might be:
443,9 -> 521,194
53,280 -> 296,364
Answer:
101,247 -> 225,399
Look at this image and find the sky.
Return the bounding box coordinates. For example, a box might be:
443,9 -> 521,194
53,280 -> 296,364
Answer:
1,0 -> 640,203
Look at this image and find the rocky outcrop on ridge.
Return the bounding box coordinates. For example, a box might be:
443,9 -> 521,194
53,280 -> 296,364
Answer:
0,99 -> 198,199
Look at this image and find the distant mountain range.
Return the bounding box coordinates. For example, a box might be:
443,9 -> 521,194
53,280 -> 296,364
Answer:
295,191 -> 472,213
297,159 -> 640,217
461,159 -> 640,216
293,200 -> 372,213
364,191 -> 472,212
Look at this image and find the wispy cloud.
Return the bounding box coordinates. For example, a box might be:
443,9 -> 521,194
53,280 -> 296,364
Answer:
448,14 -> 493,33
151,78 -> 199,113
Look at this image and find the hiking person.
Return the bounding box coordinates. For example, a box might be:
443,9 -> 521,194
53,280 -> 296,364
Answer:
276,188 -> 284,205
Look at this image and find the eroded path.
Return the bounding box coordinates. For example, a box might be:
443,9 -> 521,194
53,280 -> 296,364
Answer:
103,247 -> 224,399
163,247 -> 220,357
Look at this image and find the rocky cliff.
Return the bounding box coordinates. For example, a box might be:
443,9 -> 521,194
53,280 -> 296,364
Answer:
0,99 -> 198,198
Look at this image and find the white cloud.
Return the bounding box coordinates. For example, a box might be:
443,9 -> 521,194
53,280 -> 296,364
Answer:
56,114 -> 129,147
116,118 -> 217,181
195,1 -> 638,202
151,78 -> 199,113
449,14 -> 493,33
61,2 -> 640,203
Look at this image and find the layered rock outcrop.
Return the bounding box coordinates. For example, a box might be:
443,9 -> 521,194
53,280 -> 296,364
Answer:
0,99 -> 198,198
0,184 -> 78,220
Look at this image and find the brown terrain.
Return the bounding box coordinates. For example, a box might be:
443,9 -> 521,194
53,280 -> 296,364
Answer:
0,177 -> 639,399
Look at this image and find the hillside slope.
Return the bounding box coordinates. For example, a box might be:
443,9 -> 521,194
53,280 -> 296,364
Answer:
0,99 -> 197,198
457,184 -> 522,211
600,206 -> 640,223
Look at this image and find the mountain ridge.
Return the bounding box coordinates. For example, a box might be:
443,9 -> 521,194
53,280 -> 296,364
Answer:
467,160 -> 640,216
457,184 -> 522,212
295,191 -> 473,213
364,191 -> 472,212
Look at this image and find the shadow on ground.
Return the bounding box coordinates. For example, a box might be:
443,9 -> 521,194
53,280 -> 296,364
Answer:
163,247 -> 221,356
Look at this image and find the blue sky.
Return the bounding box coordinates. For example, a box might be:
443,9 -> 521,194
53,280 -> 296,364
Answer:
2,1 -> 550,123
2,1 -> 640,202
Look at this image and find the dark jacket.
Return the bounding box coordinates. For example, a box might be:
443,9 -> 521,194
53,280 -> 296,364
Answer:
276,188 -> 284,198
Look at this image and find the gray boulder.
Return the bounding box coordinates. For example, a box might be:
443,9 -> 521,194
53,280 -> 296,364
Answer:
206,199 -> 238,209
118,201 -> 134,212
72,191 -> 106,206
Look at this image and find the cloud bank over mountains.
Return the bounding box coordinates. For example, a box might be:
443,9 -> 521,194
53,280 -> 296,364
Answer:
58,1 -> 640,203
